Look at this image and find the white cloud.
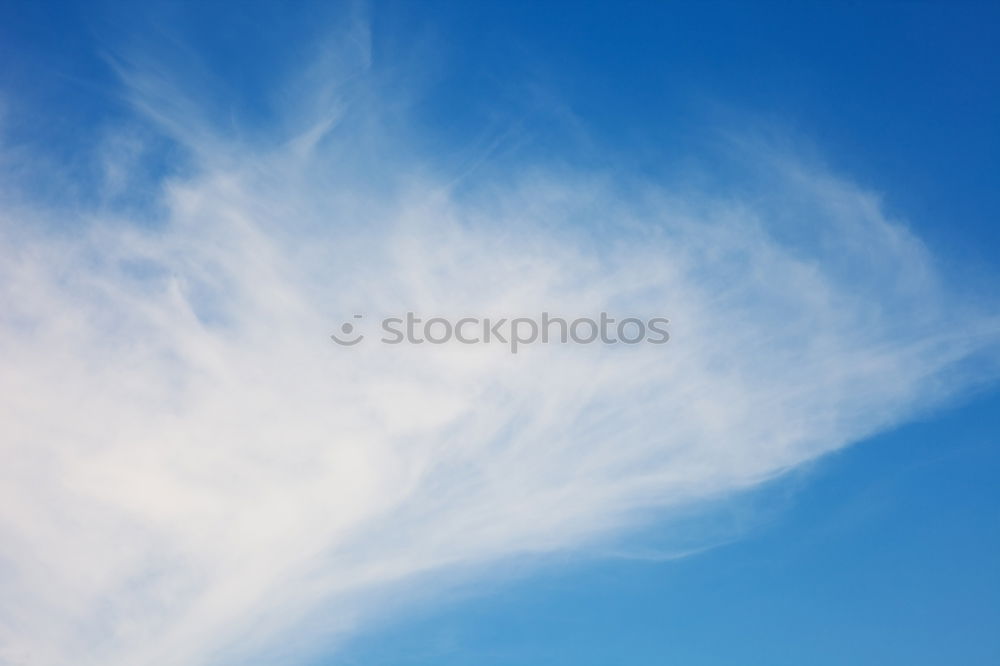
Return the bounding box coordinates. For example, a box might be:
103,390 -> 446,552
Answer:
0,37 -> 998,666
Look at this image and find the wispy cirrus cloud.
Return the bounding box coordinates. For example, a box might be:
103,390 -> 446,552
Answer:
0,24 -> 998,666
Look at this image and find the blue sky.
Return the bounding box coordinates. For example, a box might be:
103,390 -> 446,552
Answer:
1,2 -> 999,665
332,400 -> 1000,666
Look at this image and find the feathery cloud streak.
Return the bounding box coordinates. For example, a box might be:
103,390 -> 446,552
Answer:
1,32 -> 998,666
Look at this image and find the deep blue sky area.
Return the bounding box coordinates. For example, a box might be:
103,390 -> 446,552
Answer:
409,2 -> 1000,275
2,2 -> 998,664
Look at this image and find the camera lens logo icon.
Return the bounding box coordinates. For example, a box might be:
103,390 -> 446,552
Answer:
330,314 -> 364,346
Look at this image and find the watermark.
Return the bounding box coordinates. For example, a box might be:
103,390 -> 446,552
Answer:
330,312 -> 670,353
